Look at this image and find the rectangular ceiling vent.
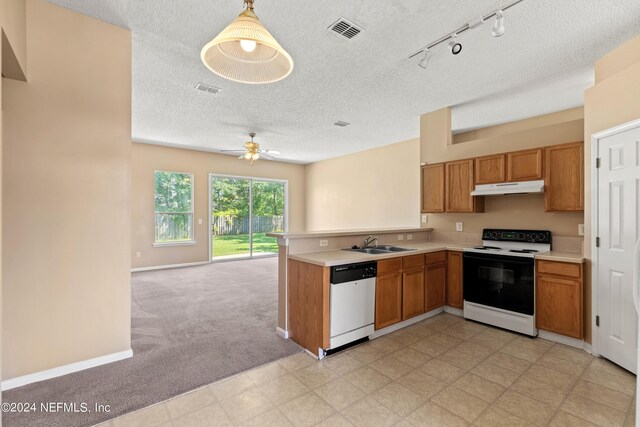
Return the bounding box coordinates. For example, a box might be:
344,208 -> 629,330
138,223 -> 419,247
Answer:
195,83 -> 222,94
334,121 -> 350,127
328,18 -> 363,39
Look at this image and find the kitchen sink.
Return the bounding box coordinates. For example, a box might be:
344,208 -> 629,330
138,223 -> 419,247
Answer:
344,246 -> 417,254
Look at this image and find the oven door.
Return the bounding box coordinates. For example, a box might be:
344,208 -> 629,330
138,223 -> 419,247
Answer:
463,252 -> 535,315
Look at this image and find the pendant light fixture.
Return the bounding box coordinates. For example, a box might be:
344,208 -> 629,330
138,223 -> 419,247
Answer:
491,10 -> 506,37
201,0 -> 294,84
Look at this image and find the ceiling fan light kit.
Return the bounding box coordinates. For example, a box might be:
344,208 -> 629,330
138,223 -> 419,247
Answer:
409,0 -> 523,67
201,0 -> 294,84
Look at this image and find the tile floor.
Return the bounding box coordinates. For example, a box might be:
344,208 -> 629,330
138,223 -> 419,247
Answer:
99,313 -> 636,426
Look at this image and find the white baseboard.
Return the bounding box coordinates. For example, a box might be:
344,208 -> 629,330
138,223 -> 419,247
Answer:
1,349 -> 133,391
444,306 -> 464,317
538,330 -> 586,351
276,327 -> 289,339
132,261 -> 209,272
370,307 -> 445,339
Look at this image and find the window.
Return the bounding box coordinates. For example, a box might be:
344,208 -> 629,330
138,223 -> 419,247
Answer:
154,171 -> 194,244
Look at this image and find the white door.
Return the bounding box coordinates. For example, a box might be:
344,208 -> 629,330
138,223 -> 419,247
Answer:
596,122 -> 640,374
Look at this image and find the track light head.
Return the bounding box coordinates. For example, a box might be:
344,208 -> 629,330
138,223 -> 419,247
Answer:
449,35 -> 462,55
418,48 -> 432,69
492,10 -> 505,37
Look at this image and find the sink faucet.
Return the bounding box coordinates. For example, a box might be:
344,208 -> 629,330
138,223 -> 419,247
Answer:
363,235 -> 378,248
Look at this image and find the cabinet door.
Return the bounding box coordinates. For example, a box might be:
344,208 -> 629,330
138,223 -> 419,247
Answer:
446,160 -> 484,213
421,163 -> 445,213
475,154 -> 505,184
507,148 -> 543,182
425,262 -> 446,312
375,273 -> 402,329
545,142 -> 584,211
402,268 -> 425,320
536,275 -> 582,338
446,252 -> 463,308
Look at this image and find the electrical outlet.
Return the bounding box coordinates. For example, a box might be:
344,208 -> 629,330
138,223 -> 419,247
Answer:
421,214 -> 428,223
578,224 -> 585,236
136,251 -> 141,258
319,239 -> 329,247
407,234 -> 413,240
198,218 -> 203,225
456,222 -> 463,232
398,235 -> 404,241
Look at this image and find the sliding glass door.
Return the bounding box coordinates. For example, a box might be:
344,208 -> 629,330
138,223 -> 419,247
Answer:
210,175 -> 287,260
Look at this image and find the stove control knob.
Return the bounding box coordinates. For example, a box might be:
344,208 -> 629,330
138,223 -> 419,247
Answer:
517,232 -> 524,240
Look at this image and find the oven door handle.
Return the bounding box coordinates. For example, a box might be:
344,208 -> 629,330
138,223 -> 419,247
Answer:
462,253 -> 534,265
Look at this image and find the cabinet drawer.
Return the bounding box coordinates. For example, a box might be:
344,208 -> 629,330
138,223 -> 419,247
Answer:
425,251 -> 447,265
537,260 -> 582,278
403,254 -> 425,270
377,258 -> 402,276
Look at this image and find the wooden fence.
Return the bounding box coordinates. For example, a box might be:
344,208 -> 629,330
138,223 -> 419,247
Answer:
212,215 -> 284,235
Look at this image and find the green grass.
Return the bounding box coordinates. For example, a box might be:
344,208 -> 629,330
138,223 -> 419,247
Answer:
212,232 -> 278,257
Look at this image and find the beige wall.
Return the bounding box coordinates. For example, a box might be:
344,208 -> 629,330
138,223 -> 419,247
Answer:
132,143 -> 306,269
305,139 -> 420,231
584,34 -> 640,344
420,108 -> 585,237
2,0 -> 132,379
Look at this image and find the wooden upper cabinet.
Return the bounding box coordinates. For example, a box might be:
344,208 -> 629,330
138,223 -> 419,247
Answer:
446,159 -> 484,213
475,154 -> 505,184
507,148 -> 543,182
545,142 -> 584,211
421,163 -> 445,213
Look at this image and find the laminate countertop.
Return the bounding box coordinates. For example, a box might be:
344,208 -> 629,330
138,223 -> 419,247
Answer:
288,242 -> 585,267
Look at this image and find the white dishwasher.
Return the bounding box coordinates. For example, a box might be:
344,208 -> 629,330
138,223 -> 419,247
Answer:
330,261 -> 377,349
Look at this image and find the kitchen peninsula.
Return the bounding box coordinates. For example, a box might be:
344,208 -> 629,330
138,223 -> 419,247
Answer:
268,228 -> 584,358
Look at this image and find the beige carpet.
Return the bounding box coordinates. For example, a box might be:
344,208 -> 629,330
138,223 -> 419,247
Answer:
3,257 -> 302,427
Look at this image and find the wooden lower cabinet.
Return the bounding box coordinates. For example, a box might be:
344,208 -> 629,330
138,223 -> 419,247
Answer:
425,252 -> 447,312
375,272 -> 403,329
402,268 -> 425,320
536,260 -> 583,339
446,251 -> 463,308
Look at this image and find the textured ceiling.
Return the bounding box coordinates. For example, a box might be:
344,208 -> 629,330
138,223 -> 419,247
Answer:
49,0 -> 640,163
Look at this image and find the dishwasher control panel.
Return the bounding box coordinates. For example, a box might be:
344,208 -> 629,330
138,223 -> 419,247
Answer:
331,262 -> 377,284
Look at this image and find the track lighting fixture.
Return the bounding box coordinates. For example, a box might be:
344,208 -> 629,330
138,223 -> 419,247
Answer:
418,48 -> 432,69
449,35 -> 462,55
492,10 -> 505,37
408,0 -> 524,68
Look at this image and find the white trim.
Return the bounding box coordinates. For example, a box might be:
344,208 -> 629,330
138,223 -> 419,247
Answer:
152,240 -> 196,248
132,261 -> 209,272
1,349 -> 133,391
590,117 -> 640,358
443,306 -> 464,317
538,330 -> 587,351
276,327 -> 289,339
369,307 -> 445,339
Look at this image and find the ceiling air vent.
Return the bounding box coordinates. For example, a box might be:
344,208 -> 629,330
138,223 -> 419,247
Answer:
195,83 -> 222,94
334,121 -> 350,127
328,18 -> 363,39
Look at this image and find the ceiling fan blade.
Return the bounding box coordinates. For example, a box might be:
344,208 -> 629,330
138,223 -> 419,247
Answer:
261,150 -> 280,155
220,149 -> 244,153
260,153 -> 276,160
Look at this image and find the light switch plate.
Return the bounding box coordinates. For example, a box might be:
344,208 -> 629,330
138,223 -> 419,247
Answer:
421,214 -> 428,223
319,240 -> 329,247
407,234 -> 413,240
136,252 -> 141,258
456,222 -> 463,232
398,235 -> 404,241
198,218 -> 203,225
578,224 -> 585,236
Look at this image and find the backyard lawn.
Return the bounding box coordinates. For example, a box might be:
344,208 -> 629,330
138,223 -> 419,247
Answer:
212,233 -> 278,257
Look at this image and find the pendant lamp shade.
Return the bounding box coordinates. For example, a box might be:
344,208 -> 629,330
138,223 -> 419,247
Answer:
201,5 -> 294,85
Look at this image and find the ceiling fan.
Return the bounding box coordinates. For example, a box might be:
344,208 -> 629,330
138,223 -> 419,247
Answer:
220,132 -> 280,164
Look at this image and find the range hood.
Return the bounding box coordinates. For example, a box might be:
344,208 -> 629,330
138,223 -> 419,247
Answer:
470,180 -> 545,196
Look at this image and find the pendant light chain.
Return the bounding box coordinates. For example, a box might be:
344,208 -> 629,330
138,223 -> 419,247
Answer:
244,0 -> 255,11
